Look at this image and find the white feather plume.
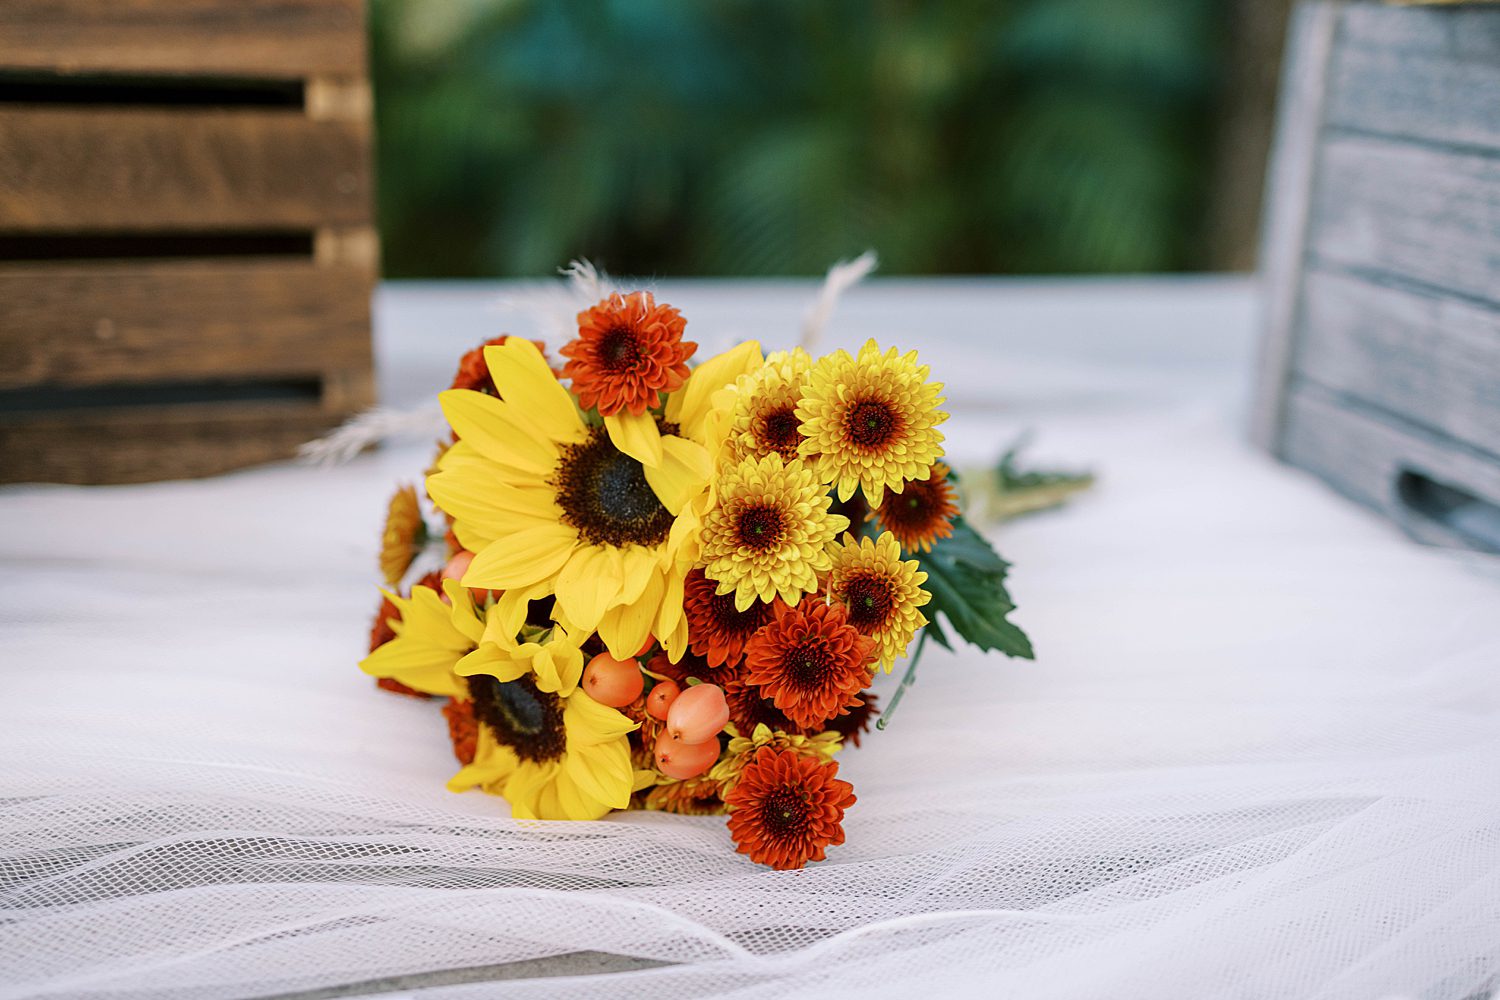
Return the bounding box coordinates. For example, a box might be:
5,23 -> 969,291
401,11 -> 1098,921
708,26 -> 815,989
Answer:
800,250 -> 878,350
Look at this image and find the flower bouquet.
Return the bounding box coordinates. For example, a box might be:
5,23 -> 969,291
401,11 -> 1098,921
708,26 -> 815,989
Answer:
360,274 -> 1032,870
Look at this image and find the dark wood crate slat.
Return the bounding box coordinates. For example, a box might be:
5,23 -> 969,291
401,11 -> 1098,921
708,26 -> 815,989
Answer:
1280,382 -> 1500,550
1309,134 -> 1500,307
1293,268 -> 1500,455
0,260 -> 373,391
0,108 -> 371,230
1327,9 -> 1500,152
0,0 -> 365,79
0,403 -> 356,485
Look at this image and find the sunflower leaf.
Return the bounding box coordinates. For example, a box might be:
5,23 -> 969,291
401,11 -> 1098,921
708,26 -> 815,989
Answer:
916,515 -> 1034,660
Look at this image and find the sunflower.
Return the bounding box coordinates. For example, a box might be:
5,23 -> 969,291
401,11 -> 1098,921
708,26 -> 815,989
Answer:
451,335 -> 553,394
455,601 -> 591,696
379,483 -> 427,585
873,461 -> 957,552
826,532 -> 931,672
428,337 -> 763,662
644,775 -> 727,816
700,453 -> 848,611
742,600 -> 874,729
710,722 -> 842,791
683,567 -> 776,669
561,292 -> 696,417
796,339 -> 948,506
727,348 -> 812,463
724,746 -> 856,870
359,580 -> 483,698
447,663 -> 639,821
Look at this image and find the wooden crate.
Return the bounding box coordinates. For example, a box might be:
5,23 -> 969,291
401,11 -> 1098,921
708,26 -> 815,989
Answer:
1255,0 -> 1500,553
0,0 -> 376,484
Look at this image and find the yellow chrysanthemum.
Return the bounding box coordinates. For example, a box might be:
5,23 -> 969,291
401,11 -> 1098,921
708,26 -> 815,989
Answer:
727,347 -> 813,464
796,339 -> 948,506
359,580 -> 483,697
446,663 -> 639,820
379,484 -> 427,585
709,722 -> 842,793
427,337 -> 763,663
700,453 -> 849,611
826,531 -> 931,672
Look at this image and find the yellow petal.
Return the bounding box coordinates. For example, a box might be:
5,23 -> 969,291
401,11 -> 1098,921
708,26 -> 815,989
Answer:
604,410 -> 663,468
667,339 -> 763,437
484,339 -> 586,443
563,745 -> 632,812
599,567 -> 664,659
643,435 -> 710,515
437,389 -> 558,474
463,526 -> 577,590
554,544 -> 623,630
454,644 -> 528,682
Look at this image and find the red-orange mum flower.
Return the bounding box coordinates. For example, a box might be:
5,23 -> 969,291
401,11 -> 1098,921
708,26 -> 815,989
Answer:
722,674 -> 807,737
742,601 -> 874,730
825,690 -> 879,747
725,747 -> 856,870
684,568 -> 776,669
451,335 -> 553,394
873,462 -> 958,553
444,698 -> 478,764
561,292 -> 696,416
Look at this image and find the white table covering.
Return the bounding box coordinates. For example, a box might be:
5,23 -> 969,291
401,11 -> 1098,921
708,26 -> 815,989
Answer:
3,278 -> 1499,1000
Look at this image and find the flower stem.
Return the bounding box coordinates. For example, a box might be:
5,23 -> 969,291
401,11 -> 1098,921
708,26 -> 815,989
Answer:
875,629 -> 929,731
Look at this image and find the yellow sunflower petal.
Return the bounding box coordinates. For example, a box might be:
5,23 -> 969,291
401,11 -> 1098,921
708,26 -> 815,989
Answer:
437,389 -> 558,475
599,567 -> 665,660
454,644 -> 529,682
554,544 -> 623,630
604,410 -> 664,468
484,339 -> 587,444
643,435 -> 710,515
667,339 -> 763,439
463,526 -> 578,590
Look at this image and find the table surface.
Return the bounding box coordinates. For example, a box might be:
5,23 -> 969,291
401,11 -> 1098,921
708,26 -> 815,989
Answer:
4,277 -> 1499,1000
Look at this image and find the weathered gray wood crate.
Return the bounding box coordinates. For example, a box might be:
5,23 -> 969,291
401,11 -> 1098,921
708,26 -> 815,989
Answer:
1255,0 -> 1500,553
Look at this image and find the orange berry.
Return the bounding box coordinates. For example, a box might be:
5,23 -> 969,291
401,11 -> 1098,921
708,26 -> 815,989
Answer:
666,683 -> 729,743
637,639 -> 655,657
654,731 -> 720,780
441,550 -> 474,581
646,679 -> 681,720
582,653 -> 643,708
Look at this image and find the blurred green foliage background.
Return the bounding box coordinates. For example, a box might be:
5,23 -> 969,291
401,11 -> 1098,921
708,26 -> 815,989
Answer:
370,0 -> 1231,278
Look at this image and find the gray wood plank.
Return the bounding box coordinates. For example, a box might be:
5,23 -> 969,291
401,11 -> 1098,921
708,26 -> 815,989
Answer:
1252,0 -> 1341,451
1338,2 -> 1500,63
1281,381 -> 1500,550
1294,267 -> 1500,455
1326,16 -> 1500,152
1310,134 -> 1500,306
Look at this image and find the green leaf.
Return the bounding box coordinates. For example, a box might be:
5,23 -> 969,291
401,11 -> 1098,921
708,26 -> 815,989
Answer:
916,514 -> 1035,660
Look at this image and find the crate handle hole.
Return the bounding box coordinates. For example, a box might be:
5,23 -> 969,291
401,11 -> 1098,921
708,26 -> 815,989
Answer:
1396,469 -> 1500,554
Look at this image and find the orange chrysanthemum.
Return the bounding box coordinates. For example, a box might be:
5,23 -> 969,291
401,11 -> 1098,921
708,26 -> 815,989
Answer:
451,336 -> 553,394
825,690 -> 879,747
683,568 -> 777,669
725,747 -> 856,870
379,484 -> 426,586
645,775 -> 727,816
561,292 -> 696,416
742,601 -> 874,730
722,674 -> 807,737
444,698 -> 478,764
622,693 -> 665,770
874,462 -> 958,552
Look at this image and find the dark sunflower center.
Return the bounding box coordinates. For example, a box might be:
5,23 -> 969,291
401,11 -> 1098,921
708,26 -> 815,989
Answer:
842,573 -> 895,630
598,326 -> 642,371
760,785 -> 811,838
469,674 -> 567,764
759,407 -> 802,455
845,399 -> 899,449
735,503 -> 786,551
783,638 -> 834,691
554,428 -> 674,548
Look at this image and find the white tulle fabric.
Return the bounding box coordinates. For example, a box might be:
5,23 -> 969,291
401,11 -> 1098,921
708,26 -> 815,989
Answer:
3,280 -> 1499,1000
